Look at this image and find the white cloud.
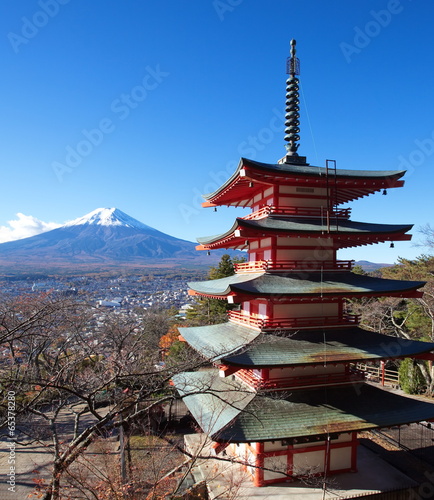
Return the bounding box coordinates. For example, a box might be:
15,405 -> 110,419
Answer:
0,213 -> 61,243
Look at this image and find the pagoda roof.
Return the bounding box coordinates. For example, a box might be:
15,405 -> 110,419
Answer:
188,271 -> 424,299
173,371 -> 434,442
178,323 -> 434,367
196,217 -> 412,250
203,158 -> 406,207
179,322 -> 259,361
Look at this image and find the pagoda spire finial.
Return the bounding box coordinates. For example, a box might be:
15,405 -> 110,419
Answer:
284,39 -> 302,161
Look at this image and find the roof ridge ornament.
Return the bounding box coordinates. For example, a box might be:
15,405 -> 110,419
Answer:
285,39 -> 300,157
282,39 -> 307,165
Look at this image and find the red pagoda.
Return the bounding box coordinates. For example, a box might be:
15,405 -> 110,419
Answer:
174,40 -> 434,487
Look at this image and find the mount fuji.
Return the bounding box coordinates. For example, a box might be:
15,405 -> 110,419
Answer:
0,208 -> 224,271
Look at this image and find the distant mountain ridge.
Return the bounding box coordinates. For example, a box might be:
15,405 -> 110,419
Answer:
0,208 -> 229,271
355,260 -> 393,271
0,208 -> 392,274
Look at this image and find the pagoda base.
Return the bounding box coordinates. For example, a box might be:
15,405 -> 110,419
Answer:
185,433 -> 418,498
220,433 -> 358,486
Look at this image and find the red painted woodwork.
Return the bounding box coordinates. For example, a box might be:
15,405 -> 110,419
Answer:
234,259 -> 354,273
235,368 -> 365,390
254,442 -> 264,487
212,441 -> 229,454
242,205 -> 352,220
228,310 -> 360,330
413,352 -> 434,361
196,231 -> 411,251
203,163 -> 405,208
218,364 -> 239,377
234,433 -> 360,486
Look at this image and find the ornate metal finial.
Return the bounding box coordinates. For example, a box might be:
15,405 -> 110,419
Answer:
284,39 -> 301,157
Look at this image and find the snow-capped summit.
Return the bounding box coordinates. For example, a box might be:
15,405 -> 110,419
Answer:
0,207 -> 204,265
0,207 -> 237,270
63,208 -> 154,230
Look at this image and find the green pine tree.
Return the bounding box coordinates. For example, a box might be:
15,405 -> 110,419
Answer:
186,254 -> 245,325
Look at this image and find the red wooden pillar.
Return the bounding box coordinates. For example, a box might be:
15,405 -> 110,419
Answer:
254,442 -> 265,486
287,443 -> 294,480
351,432 -> 359,472
271,235 -> 277,263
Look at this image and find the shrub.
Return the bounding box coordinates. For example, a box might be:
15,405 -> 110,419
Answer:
398,358 -> 427,394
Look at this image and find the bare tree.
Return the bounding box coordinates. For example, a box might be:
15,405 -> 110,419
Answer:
1,292 -> 340,498
0,292 -> 207,499
417,223 -> 434,250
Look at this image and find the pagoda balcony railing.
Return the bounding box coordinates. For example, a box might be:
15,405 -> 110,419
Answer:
228,311 -> 360,330
234,259 -> 354,273
236,368 -> 365,390
242,206 -> 351,221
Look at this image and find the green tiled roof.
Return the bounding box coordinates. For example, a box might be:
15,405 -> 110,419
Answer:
179,323 -> 434,366
196,218 -> 412,245
174,371 -> 434,442
172,371 -> 255,437
188,272 -> 424,297
178,322 -> 260,361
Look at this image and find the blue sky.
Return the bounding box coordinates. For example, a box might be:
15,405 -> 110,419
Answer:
0,0 -> 433,264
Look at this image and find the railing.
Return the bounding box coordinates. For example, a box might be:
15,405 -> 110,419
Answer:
234,261 -> 268,272
228,311 -> 263,329
234,259 -> 354,273
355,362 -> 399,387
242,206 -> 273,220
236,368 -> 365,390
228,311 -> 360,330
242,206 -> 351,220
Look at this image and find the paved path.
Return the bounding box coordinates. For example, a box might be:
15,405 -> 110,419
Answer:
1,437 -> 54,499
0,404 -> 117,499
